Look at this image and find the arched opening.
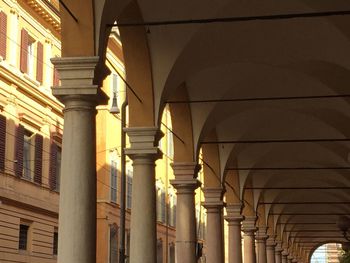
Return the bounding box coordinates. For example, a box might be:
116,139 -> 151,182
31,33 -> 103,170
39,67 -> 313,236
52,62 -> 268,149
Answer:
311,243 -> 343,263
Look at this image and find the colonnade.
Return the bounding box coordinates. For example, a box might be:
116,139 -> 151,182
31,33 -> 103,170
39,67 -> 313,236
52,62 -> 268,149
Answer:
52,57 -> 306,263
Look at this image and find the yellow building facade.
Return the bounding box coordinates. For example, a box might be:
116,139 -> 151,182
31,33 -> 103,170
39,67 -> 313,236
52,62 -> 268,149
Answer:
0,1 -> 207,263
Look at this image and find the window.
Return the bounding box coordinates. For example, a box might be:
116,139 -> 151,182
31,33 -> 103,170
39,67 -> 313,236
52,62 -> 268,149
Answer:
55,147 -> 61,191
110,159 -> 118,203
169,243 -> 175,263
168,194 -> 176,227
19,224 -> 30,250
53,230 -> 58,255
160,190 -> 166,223
167,129 -> 174,159
125,231 -> 130,263
157,239 -> 163,263
23,131 -> 34,180
27,37 -> 36,77
126,169 -> 133,209
109,225 -> 118,263
49,143 -> 61,191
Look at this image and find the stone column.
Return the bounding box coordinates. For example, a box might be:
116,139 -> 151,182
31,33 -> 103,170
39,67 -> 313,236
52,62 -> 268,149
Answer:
224,203 -> 244,263
266,237 -> 276,263
170,163 -> 201,263
292,257 -> 298,263
281,250 -> 289,263
51,57 -> 108,263
287,255 -> 293,263
242,216 -> 257,263
274,241 -> 283,263
256,227 -> 268,263
202,187 -> 225,263
124,127 -> 163,263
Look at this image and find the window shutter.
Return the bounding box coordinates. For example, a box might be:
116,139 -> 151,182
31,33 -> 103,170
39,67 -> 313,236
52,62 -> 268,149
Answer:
20,29 -> 28,73
0,12 -> 7,60
34,134 -> 43,184
15,124 -> 24,177
0,115 -> 6,171
49,142 -> 57,190
36,42 -> 43,83
53,68 -> 59,86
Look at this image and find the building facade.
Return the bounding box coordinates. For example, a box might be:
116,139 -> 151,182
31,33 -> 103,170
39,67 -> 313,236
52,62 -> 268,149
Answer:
0,1 -> 207,263
0,0 -> 62,262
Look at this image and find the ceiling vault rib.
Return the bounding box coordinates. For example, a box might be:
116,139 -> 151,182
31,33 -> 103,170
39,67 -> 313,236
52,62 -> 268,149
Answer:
245,187 -> 350,190
279,223 -> 336,226
167,94 -> 350,104
107,9 -> 350,28
227,167 -> 350,171
270,213 -> 350,216
202,138 -> 350,144
259,202 -> 350,205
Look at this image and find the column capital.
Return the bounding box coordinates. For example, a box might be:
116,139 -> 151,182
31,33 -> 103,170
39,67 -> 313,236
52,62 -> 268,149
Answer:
225,203 -> 244,224
242,216 -> 258,234
282,250 -> 289,257
287,255 -> 294,260
170,162 -> 201,192
51,56 -> 108,105
124,127 -> 163,160
256,226 -> 269,241
202,187 -> 225,211
266,236 -> 277,248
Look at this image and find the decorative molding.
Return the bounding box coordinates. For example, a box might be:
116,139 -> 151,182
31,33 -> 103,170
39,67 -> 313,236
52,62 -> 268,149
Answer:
25,0 -> 61,32
18,111 -> 43,130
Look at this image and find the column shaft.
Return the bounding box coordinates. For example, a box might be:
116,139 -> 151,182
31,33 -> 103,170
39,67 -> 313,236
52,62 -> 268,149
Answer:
171,163 -> 201,263
58,99 -> 97,263
267,246 -> 276,263
130,157 -> 157,263
125,127 -> 162,263
244,233 -> 256,263
203,188 -> 225,263
275,251 -> 282,263
228,220 -> 243,263
225,204 -> 244,263
257,240 -> 267,263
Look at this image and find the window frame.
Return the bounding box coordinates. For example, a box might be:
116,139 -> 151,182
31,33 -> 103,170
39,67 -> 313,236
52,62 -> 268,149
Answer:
110,158 -> 118,203
18,221 -> 31,252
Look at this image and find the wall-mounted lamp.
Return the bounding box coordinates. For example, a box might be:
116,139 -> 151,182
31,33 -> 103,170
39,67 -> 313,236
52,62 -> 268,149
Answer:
110,92 -> 120,114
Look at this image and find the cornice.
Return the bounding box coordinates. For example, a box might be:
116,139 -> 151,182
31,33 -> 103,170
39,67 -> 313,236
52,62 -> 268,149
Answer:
25,0 -> 61,33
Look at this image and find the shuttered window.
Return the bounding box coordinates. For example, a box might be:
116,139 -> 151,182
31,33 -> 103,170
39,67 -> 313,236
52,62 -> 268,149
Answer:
0,115 -> 6,171
20,29 -> 28,73
126,170 -> 133,209
110,159 -> 118,203
33,134 -> 43,184
23,133 -> 33,180
49,142 -> 61,191
0,11 -> 7,59
36,42 -> 43,83
109,225 -> 118,263
15,125 -> 24,177
49,142 -> 57,190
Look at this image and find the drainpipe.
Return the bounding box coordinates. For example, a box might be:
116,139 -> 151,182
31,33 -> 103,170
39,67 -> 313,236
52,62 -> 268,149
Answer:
119,100 -> 128,263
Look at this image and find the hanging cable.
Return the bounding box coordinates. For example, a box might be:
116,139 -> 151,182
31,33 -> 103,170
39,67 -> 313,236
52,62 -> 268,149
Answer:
107,9 -> 350,28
